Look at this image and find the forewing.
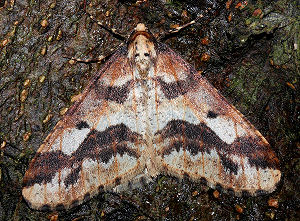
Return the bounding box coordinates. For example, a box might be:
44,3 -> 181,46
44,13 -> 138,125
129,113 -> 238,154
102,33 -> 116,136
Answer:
22,47 -> 145,211
153,43 -> 281,195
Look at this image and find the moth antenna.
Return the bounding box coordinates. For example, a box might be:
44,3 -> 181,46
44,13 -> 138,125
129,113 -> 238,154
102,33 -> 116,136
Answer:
88,14 -> 127,42
159,8 -> 212,41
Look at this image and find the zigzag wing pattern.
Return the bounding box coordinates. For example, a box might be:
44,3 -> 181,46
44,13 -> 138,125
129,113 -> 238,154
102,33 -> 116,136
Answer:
153,44 -> 281,195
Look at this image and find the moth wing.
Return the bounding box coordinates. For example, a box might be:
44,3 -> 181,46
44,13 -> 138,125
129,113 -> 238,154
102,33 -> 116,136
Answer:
154,44 -> 281,195
22,47 -> 145,211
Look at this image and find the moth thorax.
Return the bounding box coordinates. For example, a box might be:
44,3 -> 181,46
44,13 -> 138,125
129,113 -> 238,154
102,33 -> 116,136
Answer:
128,34 -> 157,78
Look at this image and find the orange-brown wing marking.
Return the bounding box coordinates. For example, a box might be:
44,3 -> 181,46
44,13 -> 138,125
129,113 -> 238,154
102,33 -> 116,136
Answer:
153,43 -> 281,195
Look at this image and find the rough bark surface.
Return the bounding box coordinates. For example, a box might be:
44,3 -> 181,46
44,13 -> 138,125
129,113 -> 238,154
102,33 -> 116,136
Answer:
0,0 -> 299,220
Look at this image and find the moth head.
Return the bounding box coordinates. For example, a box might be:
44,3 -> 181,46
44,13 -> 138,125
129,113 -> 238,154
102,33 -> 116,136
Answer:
128,23 -> 157,78
135,23 -> 147,32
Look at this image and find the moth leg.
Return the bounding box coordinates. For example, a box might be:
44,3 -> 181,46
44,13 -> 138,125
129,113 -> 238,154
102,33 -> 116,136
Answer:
167,16 -> 203,34
64,55 -> 106,64
63,40 -> 126,65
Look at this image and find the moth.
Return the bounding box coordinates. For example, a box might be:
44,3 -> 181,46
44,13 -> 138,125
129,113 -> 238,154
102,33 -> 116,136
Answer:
22,23 -> 281,211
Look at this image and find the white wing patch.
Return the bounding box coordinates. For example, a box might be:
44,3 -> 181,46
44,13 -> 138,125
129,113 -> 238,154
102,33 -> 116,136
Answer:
205,116 -> 246,144
61,128 -> 91,155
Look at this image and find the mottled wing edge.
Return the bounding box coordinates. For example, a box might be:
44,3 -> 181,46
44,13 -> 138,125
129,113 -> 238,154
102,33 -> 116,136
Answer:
22,46 -> 145,211
154,43 -> 281,196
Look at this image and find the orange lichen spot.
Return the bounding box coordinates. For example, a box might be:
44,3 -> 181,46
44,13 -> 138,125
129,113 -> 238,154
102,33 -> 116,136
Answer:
43,114 -> 53,124
252,8 -> 262,17
201,53 -> 210,62
39,75 -> 46,83
23,132 -> 32,142
192,190 -> 198,197
235,2 -> 242,8
213,190 -> 220,198
235,204 -> 243,214
226,0 -> 233,9
41,19 -> 49,28
60,107 -> 68,116
41,46 -> 47,56
268,198 -> 279,208
201,36 -> 209,45
56,30 -> 63,41
235,1 -> 248,9
48,213 -> 58,221
2,39 -> 9,47
23,79 -> 31,87
20,89 -> 28,102
286,82 -> 296,90
223,76 -> 231,87
228,12 -> 233,22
